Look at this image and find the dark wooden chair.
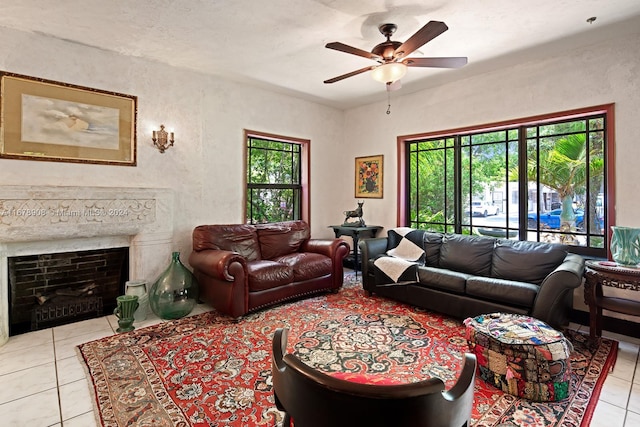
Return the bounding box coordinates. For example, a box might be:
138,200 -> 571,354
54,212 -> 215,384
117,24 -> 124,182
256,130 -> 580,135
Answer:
271,328 -> 477,427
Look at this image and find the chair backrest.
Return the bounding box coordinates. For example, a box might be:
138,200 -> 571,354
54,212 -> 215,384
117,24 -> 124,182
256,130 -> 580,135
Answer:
271,328 -> 477,427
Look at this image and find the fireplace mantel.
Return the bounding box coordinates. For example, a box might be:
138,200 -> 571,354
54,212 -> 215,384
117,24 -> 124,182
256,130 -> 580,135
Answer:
0,185 -> 174,346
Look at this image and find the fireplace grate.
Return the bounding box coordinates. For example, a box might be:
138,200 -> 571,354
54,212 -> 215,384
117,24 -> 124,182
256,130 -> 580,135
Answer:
8,247 -> 128,335
31,296 -> 103,331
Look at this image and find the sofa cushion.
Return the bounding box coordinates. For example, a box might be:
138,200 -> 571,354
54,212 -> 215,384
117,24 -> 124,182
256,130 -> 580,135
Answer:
246,260 -> 294,291
439,234 -> 495,276
417,266 -> 469,293
423,232 -> 444,267
491,240 -> 567,285
192,224 -> 261,261
256,220 -> 310,259
466,276 -> 539,308
273,252 -> 332,282
386,228 -> 426,263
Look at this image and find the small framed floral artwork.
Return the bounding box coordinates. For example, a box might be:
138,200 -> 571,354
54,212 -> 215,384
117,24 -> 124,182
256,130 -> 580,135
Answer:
355,155 -> 383,198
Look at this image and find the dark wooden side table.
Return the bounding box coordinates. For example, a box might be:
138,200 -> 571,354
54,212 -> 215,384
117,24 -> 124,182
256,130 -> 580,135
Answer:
329,225 -> 382,276
583,260 -> 640,339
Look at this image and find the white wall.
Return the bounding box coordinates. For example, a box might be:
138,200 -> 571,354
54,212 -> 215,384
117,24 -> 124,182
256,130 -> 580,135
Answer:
342,30 -> 640,322
0,26 -> 344,282
198,77 -> 346,234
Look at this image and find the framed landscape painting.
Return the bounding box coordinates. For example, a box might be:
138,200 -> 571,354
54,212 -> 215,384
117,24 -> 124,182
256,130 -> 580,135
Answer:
355,155 -> 383,198
0,71 -> 137,166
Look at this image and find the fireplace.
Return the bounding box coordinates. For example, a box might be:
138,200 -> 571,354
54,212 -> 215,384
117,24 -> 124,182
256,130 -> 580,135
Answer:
8,247 -> 129,335
0,185 -> 174,346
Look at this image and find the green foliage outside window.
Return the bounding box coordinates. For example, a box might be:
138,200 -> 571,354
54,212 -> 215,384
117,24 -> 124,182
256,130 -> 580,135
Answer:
246,137 -> 301,224
406,113 -> 607,256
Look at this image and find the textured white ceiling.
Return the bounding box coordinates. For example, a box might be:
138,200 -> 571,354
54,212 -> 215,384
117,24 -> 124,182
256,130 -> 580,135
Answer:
1,0 -> 640,109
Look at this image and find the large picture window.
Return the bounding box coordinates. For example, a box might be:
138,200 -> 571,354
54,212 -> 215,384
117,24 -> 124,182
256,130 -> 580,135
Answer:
245,130 -> 309,224
400,105 -> 614,258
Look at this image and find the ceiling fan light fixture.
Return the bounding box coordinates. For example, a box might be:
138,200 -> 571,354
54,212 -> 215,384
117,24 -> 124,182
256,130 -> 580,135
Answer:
371,62 -> 407,84
324,21 -> 465,85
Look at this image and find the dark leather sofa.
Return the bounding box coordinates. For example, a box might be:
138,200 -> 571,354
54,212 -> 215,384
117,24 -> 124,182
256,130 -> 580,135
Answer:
360,231 -> 585,328
189,220 -> 350,318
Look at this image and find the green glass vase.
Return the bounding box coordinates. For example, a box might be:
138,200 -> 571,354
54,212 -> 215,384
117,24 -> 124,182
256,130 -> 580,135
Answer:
610,226 -> 640,267
149,251 -> 199,320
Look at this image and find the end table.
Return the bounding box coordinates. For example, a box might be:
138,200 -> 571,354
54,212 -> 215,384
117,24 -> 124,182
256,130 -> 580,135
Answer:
583,260 -> 640,339
329,225 -> 382,276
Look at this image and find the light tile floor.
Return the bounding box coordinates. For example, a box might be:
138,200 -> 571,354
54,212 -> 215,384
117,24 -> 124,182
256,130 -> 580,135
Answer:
0,307 -> 638,426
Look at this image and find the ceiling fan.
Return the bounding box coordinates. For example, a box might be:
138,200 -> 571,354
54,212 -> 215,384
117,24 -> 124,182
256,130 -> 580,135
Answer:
323,21 -> 467,85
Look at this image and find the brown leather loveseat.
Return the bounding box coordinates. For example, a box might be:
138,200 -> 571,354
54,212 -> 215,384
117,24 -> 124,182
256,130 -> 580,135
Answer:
189,220 -> 350,318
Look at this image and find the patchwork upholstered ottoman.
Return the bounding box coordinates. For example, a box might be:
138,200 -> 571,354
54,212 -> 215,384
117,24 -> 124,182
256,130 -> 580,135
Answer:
464,312 -> 573,402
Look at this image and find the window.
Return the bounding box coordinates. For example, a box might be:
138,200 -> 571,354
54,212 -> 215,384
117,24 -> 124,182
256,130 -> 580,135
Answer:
400,105 -> 614,258
245,130 -> 309,224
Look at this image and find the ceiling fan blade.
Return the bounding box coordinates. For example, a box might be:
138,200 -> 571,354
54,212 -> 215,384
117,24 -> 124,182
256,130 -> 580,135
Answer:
324,66 -> 376,84
403,57 -> 468,68
394,21 -> 448,59
325,42 -> 382,61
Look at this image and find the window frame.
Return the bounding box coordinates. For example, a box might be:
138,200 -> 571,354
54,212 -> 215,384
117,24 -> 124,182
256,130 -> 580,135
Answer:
244,130 -> 310,225
397,104 -> 615,258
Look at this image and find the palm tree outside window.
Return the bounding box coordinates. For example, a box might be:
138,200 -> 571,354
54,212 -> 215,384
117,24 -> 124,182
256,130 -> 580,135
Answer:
401,105 -> 613,258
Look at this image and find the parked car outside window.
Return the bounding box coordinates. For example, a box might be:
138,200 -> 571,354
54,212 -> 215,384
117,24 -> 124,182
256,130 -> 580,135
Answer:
466,200 -> 499,217
527,208 -> 604,230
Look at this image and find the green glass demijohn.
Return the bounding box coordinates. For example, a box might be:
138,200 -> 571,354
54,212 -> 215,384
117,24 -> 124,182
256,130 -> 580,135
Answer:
149,251 -> 199,320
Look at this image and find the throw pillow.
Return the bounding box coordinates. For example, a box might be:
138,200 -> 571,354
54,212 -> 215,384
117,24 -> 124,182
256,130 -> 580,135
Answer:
386,227 -> 426,264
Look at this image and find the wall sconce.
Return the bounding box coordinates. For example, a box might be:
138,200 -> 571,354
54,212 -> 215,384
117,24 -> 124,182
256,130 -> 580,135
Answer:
152,125 -> 174,153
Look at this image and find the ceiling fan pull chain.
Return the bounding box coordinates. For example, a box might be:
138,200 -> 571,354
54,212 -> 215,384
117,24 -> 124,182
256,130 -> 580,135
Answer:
386,82 -> 392,114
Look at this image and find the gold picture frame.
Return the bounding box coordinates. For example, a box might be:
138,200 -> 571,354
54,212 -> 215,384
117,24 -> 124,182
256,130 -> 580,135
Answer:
0,71 -> 137,166
355,155 -> 383,198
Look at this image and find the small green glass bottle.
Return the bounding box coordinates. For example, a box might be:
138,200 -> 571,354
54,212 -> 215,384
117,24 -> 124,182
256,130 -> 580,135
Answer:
149,251 -> 199,320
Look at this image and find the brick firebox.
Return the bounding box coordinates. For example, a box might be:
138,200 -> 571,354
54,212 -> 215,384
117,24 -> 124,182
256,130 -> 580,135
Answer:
8,247 -> 129,335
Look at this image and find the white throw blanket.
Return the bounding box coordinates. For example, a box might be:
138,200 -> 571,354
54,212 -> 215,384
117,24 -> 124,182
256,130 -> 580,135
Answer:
373,256 -> 418,283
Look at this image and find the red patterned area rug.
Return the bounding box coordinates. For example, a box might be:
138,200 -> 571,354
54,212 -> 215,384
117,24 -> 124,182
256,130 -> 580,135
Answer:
77,274 -> 617,426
